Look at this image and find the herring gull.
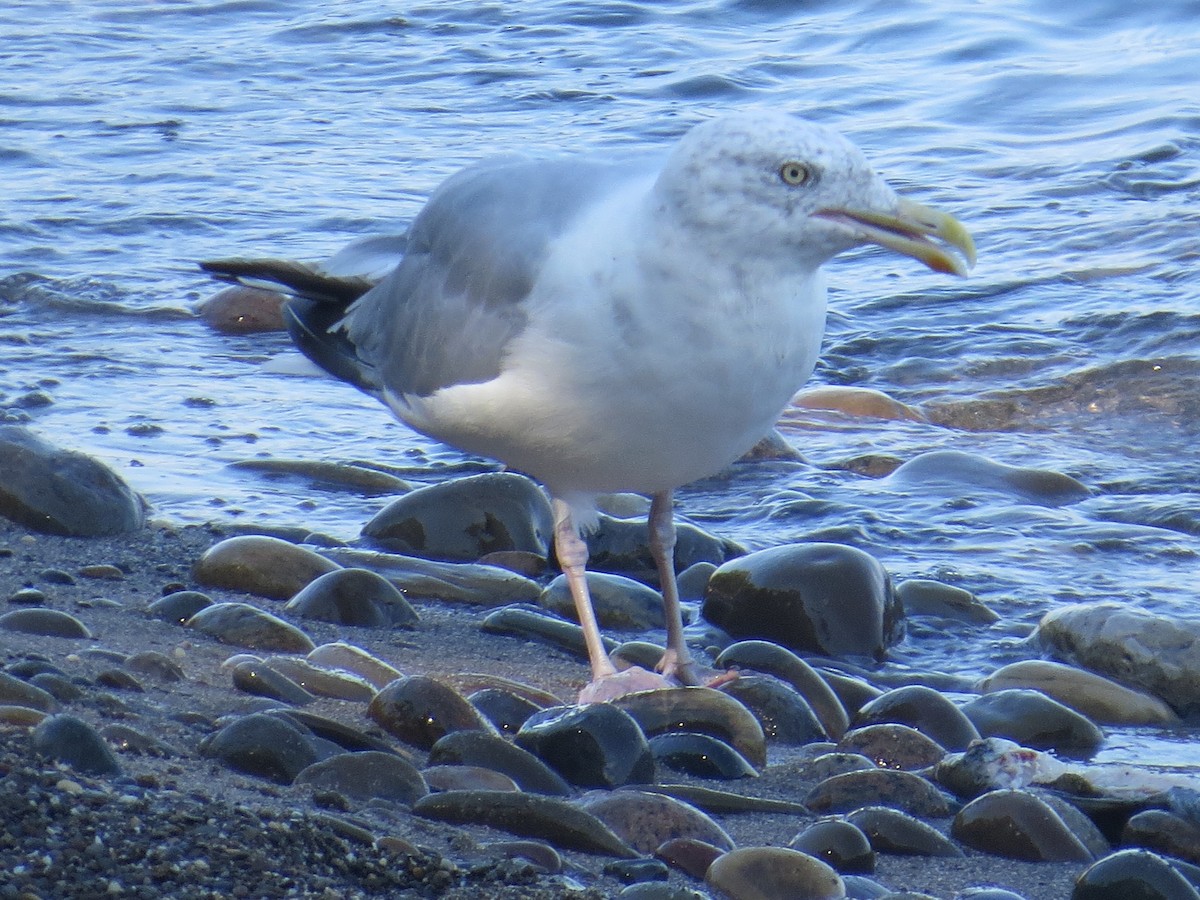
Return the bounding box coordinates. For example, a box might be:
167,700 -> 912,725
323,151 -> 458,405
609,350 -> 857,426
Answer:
202,109 -> 975,702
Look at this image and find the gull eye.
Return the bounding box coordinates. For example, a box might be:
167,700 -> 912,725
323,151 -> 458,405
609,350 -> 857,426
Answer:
780,161 -> 813,186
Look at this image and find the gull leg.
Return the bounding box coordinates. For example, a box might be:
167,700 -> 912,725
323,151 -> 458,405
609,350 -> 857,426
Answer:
555,497 -> 673,703
552,498 -> 617,682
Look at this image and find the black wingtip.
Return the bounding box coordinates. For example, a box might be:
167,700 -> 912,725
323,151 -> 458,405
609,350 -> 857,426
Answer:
282,297 -> 379,395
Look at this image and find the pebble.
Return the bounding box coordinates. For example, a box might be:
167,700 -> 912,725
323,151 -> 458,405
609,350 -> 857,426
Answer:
125,650 -> 186,682
580,789 -> 735,854
803,751 -> 879,780
192,534 -> 341,600
1123,809 -> 1200,865
1036,602 -> 1200,716
821,669 -> 885,717
844,806 -> 965,857
269,708 -> 401,755
468,687 -> 543,734
423,764 -> 521,793
1073,849 -> 1200,900
229,457 -> 411,494
705,847 -> 845,900
960,688 -> 1105,756
485,839 -> 563,873
0,669 -> 60,711
307,640 -> 402,688
894,579 -> 1000,624
887,449 -> 1091,507
721,674 -> 829,744
584,512 -> 738,581
32,713 -> 121,775
100,723 -> 177,756
368,674 -> 497,750
321,546 -> 543,606
10,586 -> 49,603
79,563 -> 125,580
197,283 -> 286,333
0,704 -> 48,725
613,686 -> 767,768
649,732 -> 758,780
836,723 -> 947,770
655,837 -> 725,879
976,659 -> 1179,726
427,730 -> 572,796
516,702 -> 655,788
716,639 -> 850,739
294,750 -> 428,804
231,659 -> 317,705
646,783 -> 809,816
950,789 -> 1095,862
262,655 -> 377,701
186,601 -> 316,652
200,712 -> 321,784
483,603 -> 618,660
702,542 -> 903,661
29,672 -> 83,702
539,571 -> 665,631
361,471 -> 554,560
852,684 -> 981,751
0,607 -> 93,638
805,768 -> 957,818
146,589 -> 214,624
283,566 -> 419,627
0,425 -> 145,536
96,668 -> 145,692
413,790 -> 639,857
789,819 -> 876,874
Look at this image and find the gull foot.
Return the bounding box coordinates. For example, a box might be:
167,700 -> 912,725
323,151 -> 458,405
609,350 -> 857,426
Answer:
657,650 -> 740,691
577,666 -> 673,704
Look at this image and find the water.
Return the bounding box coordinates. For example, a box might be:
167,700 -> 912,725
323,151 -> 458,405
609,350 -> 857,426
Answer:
2,1 -> 1199,765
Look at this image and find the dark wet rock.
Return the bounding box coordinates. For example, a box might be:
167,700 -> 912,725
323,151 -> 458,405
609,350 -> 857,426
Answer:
951,789 -> 1095,862
262,656 -> 376,702
805,768 -> 956,818
646,783 -> 810,816
32,714 -> 121,775
716,639 -> 849,739
483,603 -> 618,660
198,283 -> 286,333
368,675 -> 496,750
125,650 -> 186,682
821,669 -> 885,717
423,764 -> 520,793
307,641 -> 401,689
613,686 -> 766,768
0,426 -> 144,536
231,659 -> 316,705
268,709 -> 400,755
960,689 -> 1105,756
721,674 -> 828,745
428,730 -> 572,796
584,513 -> 738,582
186,601 -> 315,653
789,819 -> 875,874
516,703 -> 654,788
147,589 -> 214,625
1036,602 -> 1200,716
604,858 -> 671,885
200,712 -> 321,785
677,561 -> 717,601
100,724 -> 177,757
1073,849 -> 1200,900
887,449 -> 1090,507
539,571 -> 664,631
837,723 -> 947,770
450,671 -> 564,707
413,790 -> 638,857
0,670 -> 60,712
284,566 -> 419,627
319,547 -> 542,606
649,732 -> 757,780
706,847 -> 845,900
845,806 -> 965,857
612,640 -> 670,672
96,668 -> 144,692
362,472 -> 553,561
0,607 -> 92,639
1039,791 -> 1110,858
852,685 -> 980,751
469,687 -> 543,735
976,660 -> 1179,726
294,750 -> 428,804
193,535 -> 341,601
7,659 -> 68,679
1123,809 -> 1200,865
617,883 -> 703,900
703,542 -> 902,661
895,579 -> 1000,624
655,837 -> 725,879
229,458 -> 411,494
580,789 -> 734,854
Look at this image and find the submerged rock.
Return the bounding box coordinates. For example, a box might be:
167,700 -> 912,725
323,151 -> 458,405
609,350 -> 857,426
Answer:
887,449 -> 1090,507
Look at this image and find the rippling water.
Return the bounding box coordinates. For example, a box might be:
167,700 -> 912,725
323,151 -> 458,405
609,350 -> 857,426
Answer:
3,0 -> 1199,762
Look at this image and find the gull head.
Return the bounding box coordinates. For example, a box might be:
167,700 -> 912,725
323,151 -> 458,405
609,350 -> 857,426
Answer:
654,110 -> 975,276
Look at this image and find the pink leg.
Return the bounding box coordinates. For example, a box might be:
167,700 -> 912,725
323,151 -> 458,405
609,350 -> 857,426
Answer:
649,490 -> 695,683
552,498 -> 617,682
